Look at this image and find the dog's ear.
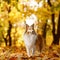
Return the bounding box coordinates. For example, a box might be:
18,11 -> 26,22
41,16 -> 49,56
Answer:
31,24 -> 34,30
24,21 -> 29,32
25,24 -> 29,32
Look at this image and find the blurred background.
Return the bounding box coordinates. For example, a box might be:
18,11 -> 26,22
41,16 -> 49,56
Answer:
0,0 -> 60,60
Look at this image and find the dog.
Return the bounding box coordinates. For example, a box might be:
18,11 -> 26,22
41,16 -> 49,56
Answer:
23,24 -> 37,57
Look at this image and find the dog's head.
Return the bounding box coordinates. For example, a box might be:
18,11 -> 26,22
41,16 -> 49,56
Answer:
25,24 -> 34,33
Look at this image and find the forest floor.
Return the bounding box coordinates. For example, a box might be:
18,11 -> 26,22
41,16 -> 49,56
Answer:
0,45 -> 60,60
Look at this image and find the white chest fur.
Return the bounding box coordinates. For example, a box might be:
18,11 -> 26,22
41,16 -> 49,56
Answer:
23,33 -> 37,48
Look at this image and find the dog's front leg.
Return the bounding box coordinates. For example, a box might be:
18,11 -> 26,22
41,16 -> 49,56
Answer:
26,47 -> 31,57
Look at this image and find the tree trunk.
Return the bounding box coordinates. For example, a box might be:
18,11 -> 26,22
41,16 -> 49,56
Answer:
43,20 -> 47,39
47,0 -> 52,6
56,11 -> 60,45
2,21 -> 12,47
2,34 -> 7,46
47,0 -> 59,45
7,21 -> 12,46
52,12 -> 60,45
4,38 -> 7,46
51,14 -> 56,44
42,20 -> 48,46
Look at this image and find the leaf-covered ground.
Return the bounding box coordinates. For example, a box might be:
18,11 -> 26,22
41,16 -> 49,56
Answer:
0,45 -> 60,60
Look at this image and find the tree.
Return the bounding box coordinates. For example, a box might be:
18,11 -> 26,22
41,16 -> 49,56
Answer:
47,0 -> 60,45
56,11 -> 60,44
2,21 -> 12,46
